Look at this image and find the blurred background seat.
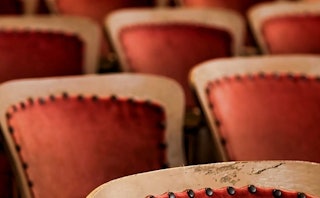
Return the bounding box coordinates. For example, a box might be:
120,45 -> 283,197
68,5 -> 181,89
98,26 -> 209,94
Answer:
190,55 -> 320,162
87,160 -> 320,198
106,7 -> 245,164
0,15 -> 101,82
43,0 -> 161,71
0,73 -> 185,198
248,1 -> 320,54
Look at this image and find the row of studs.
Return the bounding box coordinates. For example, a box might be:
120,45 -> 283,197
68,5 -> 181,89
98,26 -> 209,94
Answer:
148,185 -> 307,198
6,93 -> 168,193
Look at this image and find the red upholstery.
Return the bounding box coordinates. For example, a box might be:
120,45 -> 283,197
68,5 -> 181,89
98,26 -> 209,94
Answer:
150,185 -> 316,198
262,15 -> 320,54
54,0 -> 154,57
206,74 -> 320,162
0,0 -> 22,14
181,0 -> 274,16
6,95 -> 166,197
0,30 -> 83,83
120,24 -> 232,108
181,0 -> 274,46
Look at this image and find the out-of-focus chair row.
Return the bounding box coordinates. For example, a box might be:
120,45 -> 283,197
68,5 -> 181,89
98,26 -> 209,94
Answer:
87,160 -> 320,198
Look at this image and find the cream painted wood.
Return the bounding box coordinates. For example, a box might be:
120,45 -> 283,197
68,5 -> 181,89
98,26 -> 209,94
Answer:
106,7 -> 246,72
0,16 -> 101,74
190,54 -> 320,161
87,160 -> 320,197
0,73 -> 186,198
248,1 -> 320,54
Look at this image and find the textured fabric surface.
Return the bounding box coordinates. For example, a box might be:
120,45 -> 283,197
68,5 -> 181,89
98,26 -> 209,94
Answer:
182,0 -> 274,16
262,15 -> 320,54
0,30 -> 83,83
120,24 -> 232,108
0,0 -> 22,14
7,95 -> 166,198
150,185 -> 315,198
206,74 -> 320,162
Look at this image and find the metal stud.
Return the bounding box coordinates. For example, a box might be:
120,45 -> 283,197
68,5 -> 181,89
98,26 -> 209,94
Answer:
92,95 -> 98,101
20,102 -> 26,109
157,121 -> 166,130
77,95 -> 84,101
62,92 -> 69,99
12,105 -> 17,112
49,95 -> 55,101
168,192 -> 175,198
227,186 -> 236,195
248,185 -> 257,194
273,189 -> 282,197
28,97 -> 34,105
161,163 -> 169,169
110,95 -> 117,101
22,163 -> 28,169
38,97 -> 45,105
8,126 -> 14,134
205,188 -> 213,196
159,143 -> 167,150
5,112 -> 11,120
187,189 -> 195,198
15,145 -> 21,152
297,192 -> 306,198
28,180 -> 33,187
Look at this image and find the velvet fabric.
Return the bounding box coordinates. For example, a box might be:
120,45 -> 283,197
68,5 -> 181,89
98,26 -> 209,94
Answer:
181,0 -> 274,17
262,15 -> 320,54
0,30 -> 83,83
149,185 -> 316,198
0,0 -> 22,14
120,24 -> 232,108
7,95 -> 166,198
206,74 -> 320,162
54,0 -> 154,57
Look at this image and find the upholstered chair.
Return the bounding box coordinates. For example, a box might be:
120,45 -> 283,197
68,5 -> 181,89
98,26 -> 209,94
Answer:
87,160 -> 320,198
0,73 -> 185,198
190,55 -> 320,162
248,1 -> 320,54
0,15 -> 101,83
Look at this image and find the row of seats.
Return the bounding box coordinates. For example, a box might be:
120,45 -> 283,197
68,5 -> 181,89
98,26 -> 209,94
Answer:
0,0 -> 319,197
1,55 -> 320,198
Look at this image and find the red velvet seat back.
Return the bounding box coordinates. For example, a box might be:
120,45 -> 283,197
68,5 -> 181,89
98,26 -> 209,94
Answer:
182,0 -> 273,16
262,15 -> 320,54
6,95 -> 166,198
120,24 -> 232,108
0,0 -> 22,14
206,73 -> 320,162
150,186 -> 316,198
0,30 -> 83,83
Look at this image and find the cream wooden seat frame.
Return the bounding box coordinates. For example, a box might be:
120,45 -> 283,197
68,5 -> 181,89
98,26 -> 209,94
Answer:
87,160 -> 320,198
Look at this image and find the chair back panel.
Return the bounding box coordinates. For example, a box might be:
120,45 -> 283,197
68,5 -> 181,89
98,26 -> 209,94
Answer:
120,24 -> 232,107
190,55 -> 320,161
0,30 -> 83,83
262,15 -> 320,54
248,1 -> 320,54
206,74 -> 320,162
7,95 -> 166,197
0,74 -> 185,198
107,8 -> 245,108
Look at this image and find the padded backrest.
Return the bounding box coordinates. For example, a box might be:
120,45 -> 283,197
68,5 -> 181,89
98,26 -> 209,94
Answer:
44,0 -> 155,58
190,55 -> 320,161
248,1 -> 320,54
179,0 -> 274,16
107,8 -> 245,108
87,161 -> 320,198
0,16 -> 101,83
0,74 -> 185,198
